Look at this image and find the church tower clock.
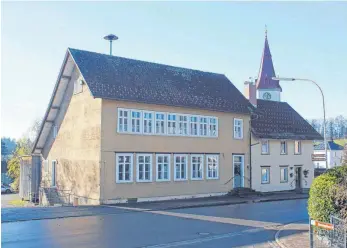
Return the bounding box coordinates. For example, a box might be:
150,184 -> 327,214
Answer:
256,28 -> 282,102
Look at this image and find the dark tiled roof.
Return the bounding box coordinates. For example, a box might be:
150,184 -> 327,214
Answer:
314,141 -> 344,150
251,100 -> 323,140
69,48 -> 252,114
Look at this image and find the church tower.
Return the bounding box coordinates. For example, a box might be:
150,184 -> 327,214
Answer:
256,28 -> 282,102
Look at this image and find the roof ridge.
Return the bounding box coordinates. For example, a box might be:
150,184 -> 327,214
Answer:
68,47 -> 226,77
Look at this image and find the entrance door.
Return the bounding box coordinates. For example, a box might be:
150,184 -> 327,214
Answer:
233,155 -> 244,188
295,166 -> 302,192
51,161 -> 56,187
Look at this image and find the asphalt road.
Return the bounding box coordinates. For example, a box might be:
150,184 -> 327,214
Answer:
1,199 -> 309,248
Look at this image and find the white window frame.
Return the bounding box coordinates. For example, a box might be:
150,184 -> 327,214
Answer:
156,154 -> 170,182
191,154 -> 204,180
117,108 -> 131,133
209,117 -> 218,137
206,154 -> 219,180
143,111 -> 154,135
294,140 -> 302,155
178,114 -> 189,136
131,110 -> 142,134
190,116 -> 199,136
261,140 -> 270,154
136,154 -> 152,182
280,141 -> 287,155
73,78 -> 83,94
280,166 -> 288,183
116,153 -> 133,183
199,117 -> 208,136
233,118 -> 243,139
44,160 -> 49,172
167,113 -> 177,135
174,154 -> 188,181
261,167 -> 270,184
155,112 -> 166,135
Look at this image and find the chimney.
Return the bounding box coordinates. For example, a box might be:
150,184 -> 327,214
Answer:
244,80 -> 257,106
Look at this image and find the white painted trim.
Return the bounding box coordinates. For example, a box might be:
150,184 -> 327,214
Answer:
232,154 -> 245,188
130,109 -> 143,134
142,111 -> 155,135
136,153 -> 153,182
206,154 -> 219,180
116,153 -> 133,183
117,108 -> 131,134
190,154 -> 204,180
233,118 -> 244,140
174,154 -> 188,181
156,154 -> 171,182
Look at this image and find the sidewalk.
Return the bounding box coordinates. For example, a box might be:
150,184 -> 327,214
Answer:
2,192 -> 308,223
275,220 -> 309,248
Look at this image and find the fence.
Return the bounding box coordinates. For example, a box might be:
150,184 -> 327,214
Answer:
310,215 -> 347,248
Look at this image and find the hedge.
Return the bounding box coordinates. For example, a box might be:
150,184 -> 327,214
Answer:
308,165 -> 347,222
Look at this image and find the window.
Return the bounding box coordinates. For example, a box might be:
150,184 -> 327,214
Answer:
206,155 -> 219,179
209,117 -> 218,137
190,116 -> 199,136
234,118 -> 243,139
73,78 -> 83,94
200,117 -> 208,136
116,153 -> 133,183
137,154 -> 152,182
191,155 -> 203,180
156,154 -> 170,181
261,167 -> 270,184
53,125 -> 58,138
51,160 -> 56,187
280,141 -> 287,155
280,166 -> 288,183
294,141 -> 302,154
167,114 -> 177,135
178,115 -> 189,135
44,160 -> 49,172
118,109 -> 130,133
143,112 -> 153,134
261,140 -> 269,154
131,111 -> 142,133
155,113 -> 166,134
174,155 -> 187,181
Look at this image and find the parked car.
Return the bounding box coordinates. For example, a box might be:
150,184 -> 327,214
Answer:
1,184 -> 12,194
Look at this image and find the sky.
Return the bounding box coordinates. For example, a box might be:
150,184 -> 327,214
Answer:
1,1 -> 347,139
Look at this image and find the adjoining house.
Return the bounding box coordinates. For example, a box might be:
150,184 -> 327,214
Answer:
243,31 -> 323,193
32,48 -> 254,205
313,140 -> 344,169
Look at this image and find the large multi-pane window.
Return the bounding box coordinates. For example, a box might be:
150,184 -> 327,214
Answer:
234,118 -> 243,139
118,109 -> 130,132
155,113 -> 166,134
209,118 -> 218,137
137,154 -> 152,182
200,117 -> 208,136
190,116 -> 199,136
156,154 -> 170,181
191,155 -> 203,180
143,112 -> 153,134
174,155 -> 187,181
178,115 -> 188,135
116,153 -> 133,183
206,155 -> 219,179
117,108 -> 218,138
167,114 -> 177,135
131,110 -> 142,133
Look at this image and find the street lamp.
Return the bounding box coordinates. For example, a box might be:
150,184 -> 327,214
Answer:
272,77 -> 328,170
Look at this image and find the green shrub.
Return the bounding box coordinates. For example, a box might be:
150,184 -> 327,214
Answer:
308,165 -> 347,222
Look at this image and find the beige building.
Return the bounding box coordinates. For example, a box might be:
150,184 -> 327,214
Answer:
32,48 -> 253,205
244,32 -> 322,193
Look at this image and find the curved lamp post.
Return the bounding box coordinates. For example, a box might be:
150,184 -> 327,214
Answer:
272,77 -> 328,170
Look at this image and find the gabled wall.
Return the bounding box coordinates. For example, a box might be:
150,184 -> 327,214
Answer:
41,66 -> 102,205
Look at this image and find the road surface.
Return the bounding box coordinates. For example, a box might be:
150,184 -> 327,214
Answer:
1,199 -> 309,248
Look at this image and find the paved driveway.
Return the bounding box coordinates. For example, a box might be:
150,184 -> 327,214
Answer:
1,199 -> 309,248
